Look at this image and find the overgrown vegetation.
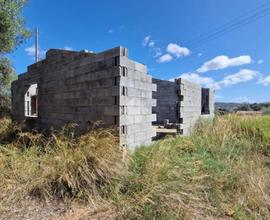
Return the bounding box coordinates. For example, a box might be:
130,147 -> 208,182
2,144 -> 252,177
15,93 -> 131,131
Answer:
262,106 -> 270,114
0,115 -> 270,219
0,120 -> 126,215
115,115 -> 270,219
0,0 -> 30,118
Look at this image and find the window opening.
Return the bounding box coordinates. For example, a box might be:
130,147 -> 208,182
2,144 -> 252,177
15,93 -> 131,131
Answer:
114,116 -> 118,125
121,125 -> 127,134
24,84 -> 38,117
114,96 -> 119,105
121,86 -> 128,96
122,67 -> 128,77
179,118 -> 183,124
121,105 -> 127,115
114,56 -> 120,66
114,76 -> 118,86
201,88 -> 210,115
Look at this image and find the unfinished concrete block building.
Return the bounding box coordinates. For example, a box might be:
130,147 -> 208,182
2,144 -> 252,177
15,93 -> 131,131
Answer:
12,46 -> 214,149
11,47 -> 156,149
153,78 -> 214,135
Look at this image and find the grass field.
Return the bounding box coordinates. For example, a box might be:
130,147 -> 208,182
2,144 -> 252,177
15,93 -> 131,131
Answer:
0,115 -> 270,219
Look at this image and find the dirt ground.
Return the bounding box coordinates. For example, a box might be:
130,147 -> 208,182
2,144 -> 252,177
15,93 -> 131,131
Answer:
0,197 -> 120,220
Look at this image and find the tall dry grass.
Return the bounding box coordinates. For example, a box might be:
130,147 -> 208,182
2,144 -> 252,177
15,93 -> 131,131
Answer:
113,115 -> 270,219
0,122 -> 126,215
0,115 -> 269,219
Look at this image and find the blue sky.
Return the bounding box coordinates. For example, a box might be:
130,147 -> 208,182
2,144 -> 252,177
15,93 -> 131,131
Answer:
9,0 -> 270,103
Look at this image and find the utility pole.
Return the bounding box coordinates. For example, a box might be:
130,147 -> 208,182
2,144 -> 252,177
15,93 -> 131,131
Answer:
35,27 -> 39,63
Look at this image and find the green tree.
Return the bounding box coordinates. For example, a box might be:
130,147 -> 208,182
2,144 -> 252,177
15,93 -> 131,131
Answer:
0,0 -> 30,116
0,58 -> 15,96
0,0 -> 30,53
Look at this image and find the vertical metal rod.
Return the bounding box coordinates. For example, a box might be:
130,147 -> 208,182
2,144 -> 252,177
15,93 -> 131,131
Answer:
35,27 -> 39,62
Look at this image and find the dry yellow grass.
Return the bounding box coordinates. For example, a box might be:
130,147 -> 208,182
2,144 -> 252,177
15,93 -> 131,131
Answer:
0,123 -> 127,218
0,115 -> 269,219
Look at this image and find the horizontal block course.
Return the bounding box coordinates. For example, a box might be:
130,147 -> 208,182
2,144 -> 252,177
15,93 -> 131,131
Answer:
12,46 -> 156,150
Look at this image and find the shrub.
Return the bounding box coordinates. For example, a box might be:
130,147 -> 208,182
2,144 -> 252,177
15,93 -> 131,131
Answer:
0,122 -> 126,207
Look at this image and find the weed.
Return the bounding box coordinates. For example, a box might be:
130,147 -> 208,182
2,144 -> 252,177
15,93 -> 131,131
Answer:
0,115 -> 270,219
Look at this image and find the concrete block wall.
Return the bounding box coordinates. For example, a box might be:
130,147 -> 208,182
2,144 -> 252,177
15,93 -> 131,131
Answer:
154,78 -> 214,135
12,67 -> 42,122
176,78 -> 202,135
12,46 -> 156,150
40,48 -> 120,130
207,88 -> 215,118
11,45 -> 214,148
119,57 -> 156,150
152,78 -> 179,124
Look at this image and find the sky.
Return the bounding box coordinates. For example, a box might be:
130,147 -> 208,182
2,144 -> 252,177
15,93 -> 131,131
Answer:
9,0 -> 270,103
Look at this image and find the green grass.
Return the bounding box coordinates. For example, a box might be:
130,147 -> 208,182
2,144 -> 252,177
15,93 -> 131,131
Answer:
263,106 -> 270,114
0,115 -> 270,219
114,115 -> 270,219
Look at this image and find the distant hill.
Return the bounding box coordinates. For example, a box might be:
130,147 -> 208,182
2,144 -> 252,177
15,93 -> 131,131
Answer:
215,102 -> 270,112
215,102 -> 244,111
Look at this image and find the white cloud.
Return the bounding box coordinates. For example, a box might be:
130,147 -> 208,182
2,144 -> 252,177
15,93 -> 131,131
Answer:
142,37 -> 190,63
258,75 -> 270,86
258,59 -> 264,64
25,45 -> 37,56
25,45 -> 46,59
216,69 -> 258,89
153,47 -> 162,57
197,55 -> 252,73
142,36 -> 155,48
178,72 -> 216,88
148,40 -> 155,47
142,35 -> 160,58
63,46 -> 73,51
156,43 -> 190,63
108,29 -> 113,34
157,54 -> 173,63
171,69 -> 258,90
142,35 -> 151,47
198,53 -> 202,57
167,43 -> 190,58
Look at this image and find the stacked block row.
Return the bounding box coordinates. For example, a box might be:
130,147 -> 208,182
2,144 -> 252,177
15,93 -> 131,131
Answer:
40,47 -> 122,130
11,45 -> 214,149
152,78 -> 179,124
12,46 -> 156,149
176,78 -> 202,135
154,78 -> 215,135
119,57 -> 156,149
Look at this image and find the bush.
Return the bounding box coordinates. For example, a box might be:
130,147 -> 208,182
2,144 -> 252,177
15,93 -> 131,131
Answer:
0,122 -> 126,208
0,95 -> 11,118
